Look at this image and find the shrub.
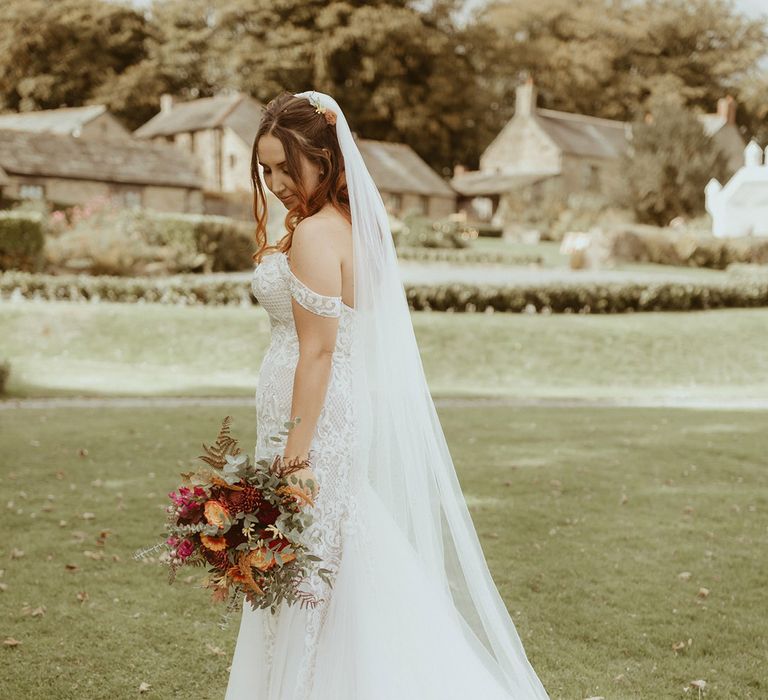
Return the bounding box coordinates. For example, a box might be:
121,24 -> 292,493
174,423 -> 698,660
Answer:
0,211 -> 45,272
43,203 -> 254,276
607,224 -> 768,269
150,213 -> 255,272
396,213 -> 471,249
45,205 -> 203,276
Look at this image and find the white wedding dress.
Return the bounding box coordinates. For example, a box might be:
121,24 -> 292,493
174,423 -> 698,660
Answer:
224,251 -> 539,699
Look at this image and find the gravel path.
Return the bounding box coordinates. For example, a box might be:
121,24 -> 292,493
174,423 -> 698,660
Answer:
221,261 -> 724,287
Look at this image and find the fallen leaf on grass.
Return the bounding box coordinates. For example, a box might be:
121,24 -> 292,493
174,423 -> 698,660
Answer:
77,448 -> 89,458
76,591 -> 89,604
83,550 -> 104,561
206,643 -> 225,656
697,588 -> 710,599
3,638 -> 21,647
689,679 -> 706,690
10,548 -> 24,559
678,571 -> 692,581
0,583 -> 7,592
81,512 -> 95,520
138,681 -> 151,693
21,605 -> 46,617
65,563 -> 79,572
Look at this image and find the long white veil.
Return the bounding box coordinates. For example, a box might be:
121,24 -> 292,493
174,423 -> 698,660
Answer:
293,90 -> 550,699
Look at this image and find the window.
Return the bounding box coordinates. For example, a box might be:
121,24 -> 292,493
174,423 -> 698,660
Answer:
381,191 -> 402,215
19,184 -> 44,200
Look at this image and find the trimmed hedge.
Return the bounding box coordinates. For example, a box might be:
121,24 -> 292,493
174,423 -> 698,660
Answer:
395,246 -> 542,266
2,271 -> 767,313
0,211 -> 45,272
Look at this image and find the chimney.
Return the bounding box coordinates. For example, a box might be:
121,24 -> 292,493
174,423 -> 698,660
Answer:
716,95 -> 736,124
160,94 -> 174,114
515,75 -> 537,118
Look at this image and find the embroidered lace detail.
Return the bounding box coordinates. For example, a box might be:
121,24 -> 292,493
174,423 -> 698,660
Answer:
250,250 -> 359,698
286,263 -> 343,318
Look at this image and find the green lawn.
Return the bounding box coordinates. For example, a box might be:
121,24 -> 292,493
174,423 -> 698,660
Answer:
0,404 -> 765,699
2,301 -> 767,402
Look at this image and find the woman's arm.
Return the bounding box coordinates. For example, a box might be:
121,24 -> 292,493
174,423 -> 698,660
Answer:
282,218 -> 344,494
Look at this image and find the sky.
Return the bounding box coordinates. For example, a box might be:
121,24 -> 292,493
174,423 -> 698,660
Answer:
123,0 -> 767,19
460,0 -> 767,22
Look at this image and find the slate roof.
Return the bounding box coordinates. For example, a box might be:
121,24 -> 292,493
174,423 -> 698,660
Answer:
0,129 -> 203,189
535,108 -> 630,159
134,93 -> 265,146
357,138 -> 454,197
450,170 -> 559,196
0,105 -> 110,136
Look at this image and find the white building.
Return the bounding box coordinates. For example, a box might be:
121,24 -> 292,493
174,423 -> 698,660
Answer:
705,141 -> 768,237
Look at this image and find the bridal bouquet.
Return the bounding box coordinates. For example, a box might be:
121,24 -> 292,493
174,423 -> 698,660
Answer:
135,416 -> 333,614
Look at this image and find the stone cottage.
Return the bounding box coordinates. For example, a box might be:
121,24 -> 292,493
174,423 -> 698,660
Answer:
453,78 -> 747,229
0,128 -> 203,213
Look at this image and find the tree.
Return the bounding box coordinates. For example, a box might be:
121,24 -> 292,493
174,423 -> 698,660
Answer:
480,0 -> 768,123
148,0 -> 488,174
0,0 -> 155,116
616,96 -> 730,225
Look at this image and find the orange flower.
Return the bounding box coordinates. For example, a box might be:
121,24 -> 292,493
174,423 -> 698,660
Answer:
204,500 -> 230,528
248,546 -> 276,572
200,534 -> 227,551
226,566 -> 248,584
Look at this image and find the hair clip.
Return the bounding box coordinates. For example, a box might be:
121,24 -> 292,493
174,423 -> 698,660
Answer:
307,92 -> 337,126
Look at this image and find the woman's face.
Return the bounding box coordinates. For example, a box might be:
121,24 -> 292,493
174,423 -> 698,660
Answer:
257,134 -> 322,208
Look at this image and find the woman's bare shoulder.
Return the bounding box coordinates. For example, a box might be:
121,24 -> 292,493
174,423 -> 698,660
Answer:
295,208 -> 352,258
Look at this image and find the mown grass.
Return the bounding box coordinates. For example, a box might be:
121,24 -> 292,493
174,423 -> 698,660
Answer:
1,301 -> 767,401
1,404 -> 766,699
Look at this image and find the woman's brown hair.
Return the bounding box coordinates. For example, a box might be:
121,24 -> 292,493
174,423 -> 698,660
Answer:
250,91 -> 351,263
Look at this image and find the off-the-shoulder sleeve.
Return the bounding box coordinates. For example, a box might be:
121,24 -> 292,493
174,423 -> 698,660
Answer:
287,267 -> 342,318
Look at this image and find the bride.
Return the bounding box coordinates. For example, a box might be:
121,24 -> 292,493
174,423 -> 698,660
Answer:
224,90 -> 550,700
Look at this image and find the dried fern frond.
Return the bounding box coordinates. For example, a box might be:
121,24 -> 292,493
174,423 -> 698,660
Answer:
199,415 -> 242,470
